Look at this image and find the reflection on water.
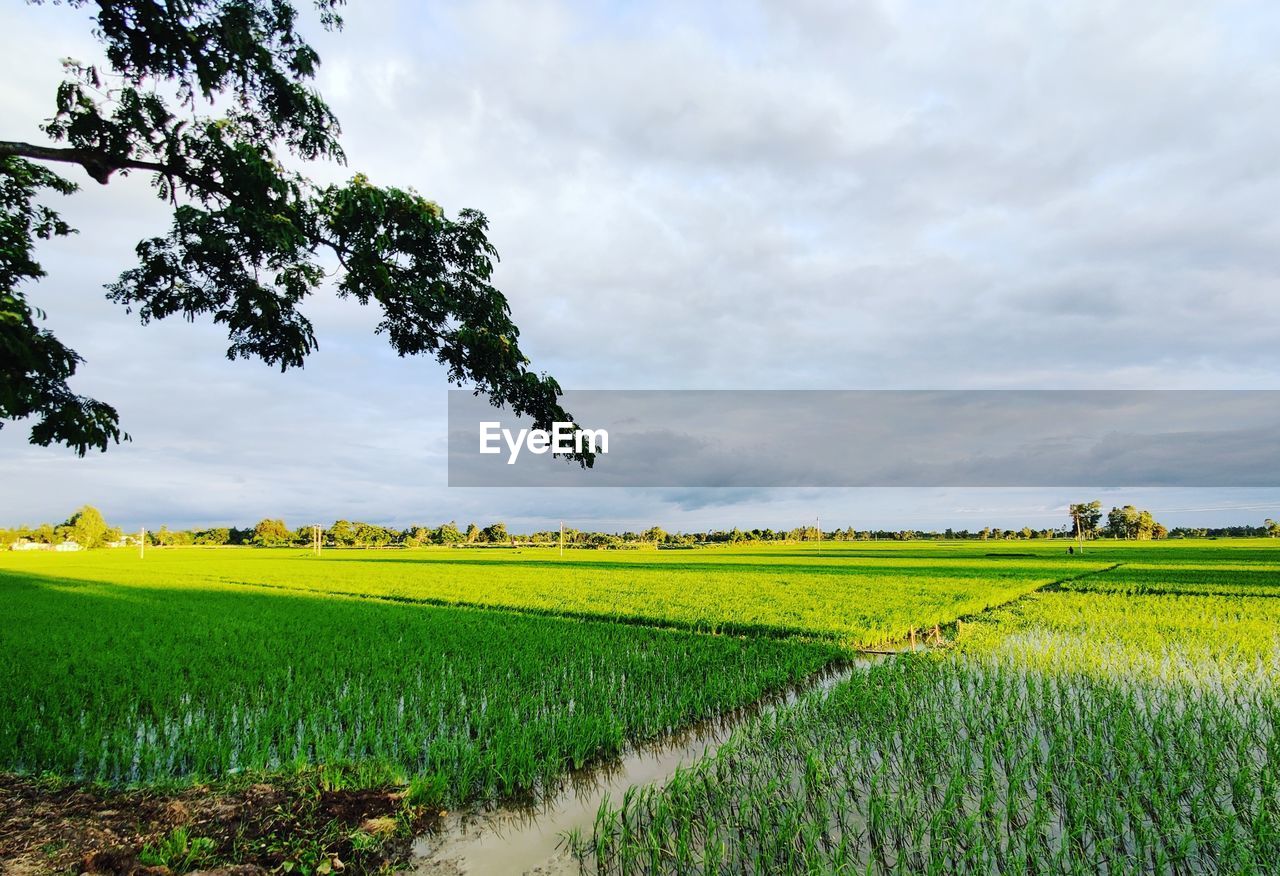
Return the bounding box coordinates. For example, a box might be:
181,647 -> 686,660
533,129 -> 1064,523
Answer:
410,657 -> 888,875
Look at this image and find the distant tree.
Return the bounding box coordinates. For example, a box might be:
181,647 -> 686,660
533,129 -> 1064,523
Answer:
1106,505 -> 1160,540
481,522 -> 509,544
354,522 -> 392,547
1106,505 -> 1134,539
1069,501 -> 1102,551
64,504 -> 108,548
642,526 -> 666,547
194,527 -> 231,546
464,523 -> 479,544
328,519 -> 356,547
434,521 -> 463,545
1266,518 -> 1279,538
1,0 -> 584,460
1136,509 -> 1156,540
586,532 -> 623,549
251,518 -> 291,547
403,526 -> 431,547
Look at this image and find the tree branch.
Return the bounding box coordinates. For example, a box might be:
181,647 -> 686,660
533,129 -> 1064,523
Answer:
1,140 -> 172,185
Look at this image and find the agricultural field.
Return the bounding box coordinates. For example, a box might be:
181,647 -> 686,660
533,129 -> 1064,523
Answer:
0,543 -> 1109,646
1058,562 -> 1280,598
574,562 -> 1280,874
0,569 -> 841,798
2,539 -> 1278,874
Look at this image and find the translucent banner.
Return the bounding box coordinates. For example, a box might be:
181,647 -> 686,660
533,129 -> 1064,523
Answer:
447,390 -> 1280,487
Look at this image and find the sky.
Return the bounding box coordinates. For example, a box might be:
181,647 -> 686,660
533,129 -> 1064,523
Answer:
2,0 -> 1279,532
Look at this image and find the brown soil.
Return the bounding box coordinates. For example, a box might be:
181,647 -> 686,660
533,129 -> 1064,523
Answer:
0,773 -> 435,876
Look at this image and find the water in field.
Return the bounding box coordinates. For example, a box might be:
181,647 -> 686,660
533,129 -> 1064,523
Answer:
408,657 -> 885,875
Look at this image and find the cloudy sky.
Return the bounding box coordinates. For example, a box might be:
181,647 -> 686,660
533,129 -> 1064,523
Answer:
2,0 -> 1279,532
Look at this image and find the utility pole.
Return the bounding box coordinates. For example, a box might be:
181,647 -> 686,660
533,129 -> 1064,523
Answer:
559,521 -> 564,557
139,527 -> 145,560
816,515 -> 821,557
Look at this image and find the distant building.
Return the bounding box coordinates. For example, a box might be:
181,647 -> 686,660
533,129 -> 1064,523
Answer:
54,540 -> 81,552
10,539 -> 49,551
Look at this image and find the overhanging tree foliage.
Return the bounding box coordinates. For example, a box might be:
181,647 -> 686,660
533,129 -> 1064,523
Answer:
1,0 -> 586,462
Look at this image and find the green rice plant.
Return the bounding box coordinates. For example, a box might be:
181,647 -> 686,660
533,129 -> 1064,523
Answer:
573,579 -> 1280,874
405,772 -> 449,808
139,827 -> 216,873
0,568 -> 841,802
1059,561 -> 1280,598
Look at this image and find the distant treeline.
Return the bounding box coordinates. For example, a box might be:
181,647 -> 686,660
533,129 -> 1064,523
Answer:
4,506 -> 1279,550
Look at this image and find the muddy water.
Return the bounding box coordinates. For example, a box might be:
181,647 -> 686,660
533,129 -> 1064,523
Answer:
408,657 -> 887,875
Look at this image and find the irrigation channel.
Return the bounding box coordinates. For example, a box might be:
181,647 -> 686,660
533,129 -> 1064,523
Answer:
408,654 -> 893,875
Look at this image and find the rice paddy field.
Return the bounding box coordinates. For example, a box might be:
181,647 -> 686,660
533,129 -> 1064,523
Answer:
0,544 -> 1110,644
2,538 -> 1279,873
571,547 -> 1280,875
0,577 -> 841,798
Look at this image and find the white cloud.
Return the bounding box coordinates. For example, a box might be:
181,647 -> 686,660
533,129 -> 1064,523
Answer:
3,0 -> 1279,529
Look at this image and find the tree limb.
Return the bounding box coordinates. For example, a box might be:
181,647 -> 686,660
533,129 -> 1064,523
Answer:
0,140 -> 171,184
